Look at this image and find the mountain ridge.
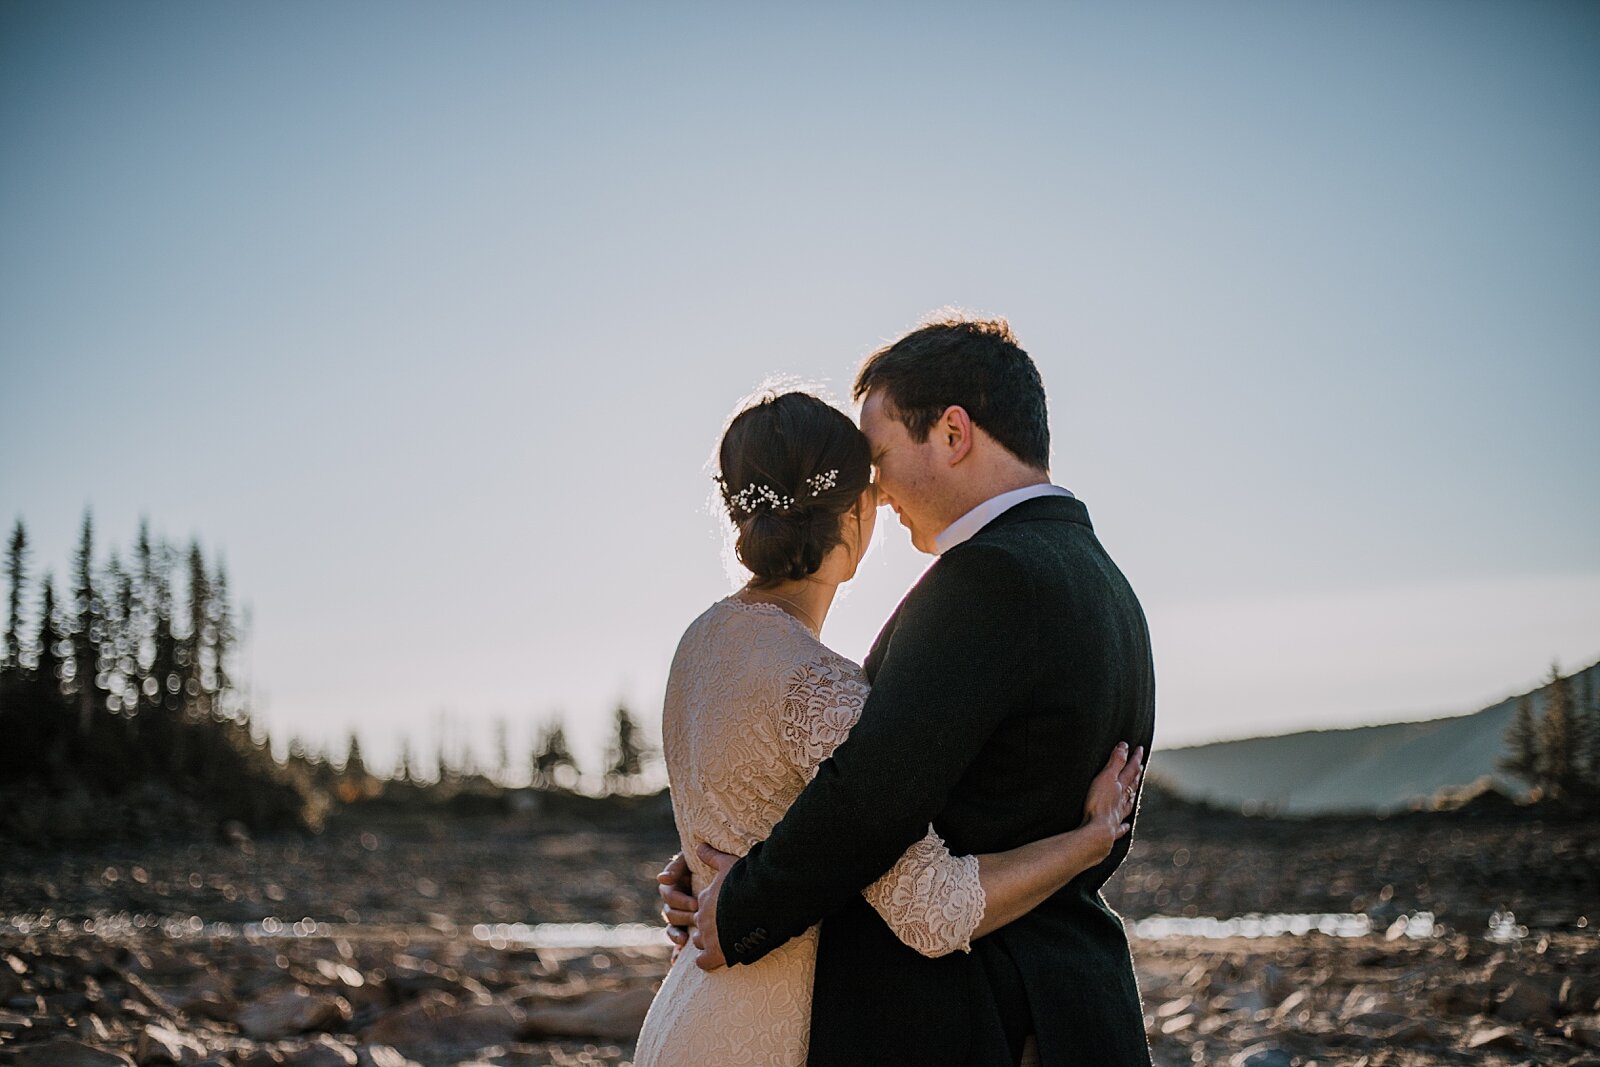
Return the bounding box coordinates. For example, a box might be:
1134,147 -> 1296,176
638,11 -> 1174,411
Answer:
1148,657 -> 1600,814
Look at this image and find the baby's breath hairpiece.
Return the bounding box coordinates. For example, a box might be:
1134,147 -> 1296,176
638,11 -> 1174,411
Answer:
727,482 -> 795,514
805,469 -> 839,495
716,468 -> 841,515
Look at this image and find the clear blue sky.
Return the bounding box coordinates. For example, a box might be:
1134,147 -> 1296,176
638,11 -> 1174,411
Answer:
4,2 -> 1597,782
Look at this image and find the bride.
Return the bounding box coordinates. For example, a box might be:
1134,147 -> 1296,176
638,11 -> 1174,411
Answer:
634,390 -> 1143,1065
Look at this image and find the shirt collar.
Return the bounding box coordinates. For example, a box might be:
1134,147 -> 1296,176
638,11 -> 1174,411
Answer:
933,484 -> 1076,555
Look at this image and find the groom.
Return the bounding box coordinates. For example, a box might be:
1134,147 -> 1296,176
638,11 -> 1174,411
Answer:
668,316 -> 1155,1065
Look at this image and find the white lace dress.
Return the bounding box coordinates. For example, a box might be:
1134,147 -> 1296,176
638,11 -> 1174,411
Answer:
633,597 -> 987,1066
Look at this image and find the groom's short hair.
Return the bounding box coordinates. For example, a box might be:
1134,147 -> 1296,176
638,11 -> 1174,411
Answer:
853,315 -> 1050,470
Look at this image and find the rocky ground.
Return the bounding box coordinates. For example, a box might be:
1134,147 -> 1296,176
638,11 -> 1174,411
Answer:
0,794 -> 1596,1066
1110,787 -> 1600,932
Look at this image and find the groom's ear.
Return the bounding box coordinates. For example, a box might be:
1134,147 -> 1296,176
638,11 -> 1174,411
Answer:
937,405 -> 975,466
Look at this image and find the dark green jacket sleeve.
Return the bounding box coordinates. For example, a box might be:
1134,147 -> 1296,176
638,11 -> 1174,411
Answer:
715,542 -> 1038,965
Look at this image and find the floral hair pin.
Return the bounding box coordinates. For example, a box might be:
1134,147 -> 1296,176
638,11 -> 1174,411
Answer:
805,469 -> 839,495
725,481 -> 796,514
716,468 -> 839,515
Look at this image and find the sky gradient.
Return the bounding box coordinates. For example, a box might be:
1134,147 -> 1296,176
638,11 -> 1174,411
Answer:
4,2 -> 1597,783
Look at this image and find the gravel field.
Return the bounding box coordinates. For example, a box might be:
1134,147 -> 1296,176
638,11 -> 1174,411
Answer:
1,796 -> 1595,1066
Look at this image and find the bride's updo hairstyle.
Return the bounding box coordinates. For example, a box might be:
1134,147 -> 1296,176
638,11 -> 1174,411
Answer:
716,391 -> 873,588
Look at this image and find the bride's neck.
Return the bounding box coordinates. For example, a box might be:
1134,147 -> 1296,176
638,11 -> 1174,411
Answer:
743,577 -> 838,636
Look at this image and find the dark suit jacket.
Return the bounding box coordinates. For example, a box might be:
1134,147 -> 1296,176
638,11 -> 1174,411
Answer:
715,495 -> 1156,1066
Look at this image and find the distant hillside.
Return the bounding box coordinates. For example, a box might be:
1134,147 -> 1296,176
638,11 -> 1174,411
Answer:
1149,659 -> 1600,815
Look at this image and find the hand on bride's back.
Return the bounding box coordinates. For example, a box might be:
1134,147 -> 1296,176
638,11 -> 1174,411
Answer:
1080,742 -> 1144,862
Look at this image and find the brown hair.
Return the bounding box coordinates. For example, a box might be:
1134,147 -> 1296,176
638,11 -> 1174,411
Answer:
716,391 -> 872,586
853,315 -> 1050,470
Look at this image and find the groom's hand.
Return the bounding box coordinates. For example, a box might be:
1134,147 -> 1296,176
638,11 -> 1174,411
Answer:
656,852 -> 698,957
691,842 -> 738,971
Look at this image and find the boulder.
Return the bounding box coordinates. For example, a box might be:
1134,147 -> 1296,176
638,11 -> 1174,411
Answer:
135,1023 -> 207,1065
519,987 -> 656,1041
1497,980 -> 1558,1026
13,1039 -> 138,1067
1380,1017 -> 1442,1044
234,1050 -> 287,1067
1,1006 -> 37,1033
1467,1025 -> 1525,1051
1272,989 -> 1310,1020
1568,1016 -> 1600,1049
1154,995 -> 1193,1019
1347,1010 -> 1412,1033
1214,988 -> 1268,1014
112,971 -> 180,1021
280,1036 -> 359,1067
1430,981 -> 1490,1016
69,1014 -> 112,1044
362,991 -> 522,1052
237,987 -> 352,1041
1231,1045 -> 1292,1067
1565,976 -> 1600,1016
354,1045 -> 423,1067
157,972 -> 237,1023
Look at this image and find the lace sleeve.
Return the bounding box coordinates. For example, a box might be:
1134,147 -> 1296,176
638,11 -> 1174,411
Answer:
862,825 -> 986,957
777,657 -> 986,958
778,655 -> 870,778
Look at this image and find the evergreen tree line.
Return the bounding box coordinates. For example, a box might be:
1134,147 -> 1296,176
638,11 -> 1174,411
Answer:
0,511 -> 314,830
289,702 -> 657,798
1499,661 -> 1600,802
1,510 -> 661,835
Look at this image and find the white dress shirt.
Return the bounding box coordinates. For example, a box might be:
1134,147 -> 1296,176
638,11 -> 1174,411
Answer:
933,483 -> 1076,555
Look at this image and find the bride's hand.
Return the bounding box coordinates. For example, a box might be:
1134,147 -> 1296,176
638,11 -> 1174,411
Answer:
1080,742 -> 1144,862
656,853 -> 698,961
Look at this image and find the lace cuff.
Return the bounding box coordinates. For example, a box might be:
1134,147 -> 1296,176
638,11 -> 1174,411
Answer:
863,826 -> 986,958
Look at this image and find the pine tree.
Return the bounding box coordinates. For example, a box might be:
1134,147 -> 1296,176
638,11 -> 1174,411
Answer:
531,719 -> 577,790
150,542 -> 180,716
434,714 -> 454,784
1537,662 -> 1574,796
605,703 -> 652,793
395,737 -> 416,782
211,561 -> 235,719
0,511 -> 323,834
70,509 -> 104,736
35,574 -> 66,708
108,551 -> 140,718
28,573 -> 71,773
135,534 -> 183,771
184,541 -> 212,720
1500,693 -> 1540,788
336,730 -> 371,803
133,519 -> 156,714
344,731 -> 366,777
494,717 -> 511,785
4,519 -> 28,680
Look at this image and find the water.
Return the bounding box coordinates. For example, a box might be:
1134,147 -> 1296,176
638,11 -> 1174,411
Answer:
1129,911 -> 1438,941
3,910 -> 1455,947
